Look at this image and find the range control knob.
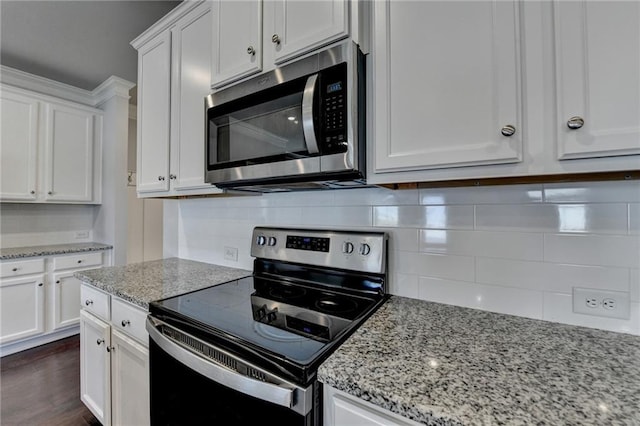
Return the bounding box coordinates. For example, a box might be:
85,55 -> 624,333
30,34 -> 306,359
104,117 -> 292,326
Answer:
267,237 -> 277,246
342,241 -> 354,254
359,243 -> 371,256
256,235 -> 267,246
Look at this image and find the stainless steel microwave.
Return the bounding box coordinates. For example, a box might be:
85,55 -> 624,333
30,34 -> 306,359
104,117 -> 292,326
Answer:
205,42 -> 365,192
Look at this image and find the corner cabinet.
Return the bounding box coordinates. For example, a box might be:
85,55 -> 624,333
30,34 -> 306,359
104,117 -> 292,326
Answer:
80,284 -> 150,426
0,85 -> 103,203
211,0 -> 351,88
324,386 -> 422,426
133,1 -> 222,198
369,0 -> 640,185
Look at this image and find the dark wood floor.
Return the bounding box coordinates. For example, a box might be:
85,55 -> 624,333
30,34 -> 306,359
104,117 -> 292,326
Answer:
1,336 -> 100,426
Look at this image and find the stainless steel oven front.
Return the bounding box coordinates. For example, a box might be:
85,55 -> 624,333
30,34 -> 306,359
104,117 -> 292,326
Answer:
205,42 -> 365,190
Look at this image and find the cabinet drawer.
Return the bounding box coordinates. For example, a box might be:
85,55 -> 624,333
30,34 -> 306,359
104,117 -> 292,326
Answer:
53,252 -> 103,271
111,298 -> 148,346
0,258 -> 45,278
81,284 -> 110,321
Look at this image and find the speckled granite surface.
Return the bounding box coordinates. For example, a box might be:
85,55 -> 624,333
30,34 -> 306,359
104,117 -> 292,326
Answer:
0,242 -> 112,260
318,296 -> 640,425
74,257 -> 251,310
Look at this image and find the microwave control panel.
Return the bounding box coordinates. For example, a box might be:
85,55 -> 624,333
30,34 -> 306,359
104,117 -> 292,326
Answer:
319,63 -> 348,155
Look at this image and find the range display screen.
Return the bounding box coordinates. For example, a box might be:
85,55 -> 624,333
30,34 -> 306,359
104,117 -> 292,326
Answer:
286,235 -> 330,252
327,81 -> 343,93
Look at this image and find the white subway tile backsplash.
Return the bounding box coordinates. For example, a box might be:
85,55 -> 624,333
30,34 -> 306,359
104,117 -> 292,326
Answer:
420,184 -> 543,205
299,206 -> 372,227
333,187 -> 419,206
543,293 -> 640,335
630,204 -> 639,235
373,205 -> 473,229
476,258 -> 630,293
543,180 -> 640,203
392,251 -> 474,281
418,277 -> 543,319
631,269 -> 639,302
420,229 -> 543,260
389,273 -> 419,299
476,204 -> 628,234
544,234 -> 640,268
172,180 -> 640,335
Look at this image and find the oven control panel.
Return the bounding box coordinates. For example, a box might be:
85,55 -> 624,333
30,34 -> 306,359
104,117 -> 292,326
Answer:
251,227 -> 387,274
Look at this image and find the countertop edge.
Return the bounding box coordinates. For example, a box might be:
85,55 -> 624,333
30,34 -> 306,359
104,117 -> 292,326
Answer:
0,243 -> 113,260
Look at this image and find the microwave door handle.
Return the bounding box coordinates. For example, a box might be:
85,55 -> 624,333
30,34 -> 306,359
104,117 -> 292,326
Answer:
302,74 -> 320,154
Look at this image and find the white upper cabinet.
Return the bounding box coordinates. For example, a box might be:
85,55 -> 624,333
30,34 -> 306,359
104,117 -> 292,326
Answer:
136,31 -> 171,193
269,0 -> 349,64
554,0 -> 640,160
373,0 -> 522,173
211,0 -> 350,89
0,85 -> 102,203
0,89 -> 38,201
171,3 -> 216,190
44,102 -> 95,202
133,1 -> 223,198
211,0 -> 262,88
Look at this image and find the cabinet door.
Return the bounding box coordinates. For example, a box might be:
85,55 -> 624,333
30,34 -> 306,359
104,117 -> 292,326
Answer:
43,102 -> 95,202
52,270 -> 85,330
0,88 -> 39,201
554,1 -> 640,159
111,330 -> 150,426
80,310 -> 111,426
269,0 -> 348,64
137,31 -> 171,193
0,274 -> 45,344
373,0 -> 522,173
170,3 -> 216,190
211,0 -> 262,88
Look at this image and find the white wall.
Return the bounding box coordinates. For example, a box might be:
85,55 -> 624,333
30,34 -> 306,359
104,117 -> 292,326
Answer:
171,180 -> 640,335
0,203 -> 96,247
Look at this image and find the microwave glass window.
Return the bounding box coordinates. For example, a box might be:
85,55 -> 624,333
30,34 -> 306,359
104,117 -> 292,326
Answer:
211,93 -> 306,165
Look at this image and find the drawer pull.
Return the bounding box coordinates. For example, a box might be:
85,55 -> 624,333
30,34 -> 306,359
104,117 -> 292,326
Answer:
96,338 -> 105,345
85,299 -> 93,306
38,283 -> 43,287
77,260 -> 83,264
106,346 -> 115,353
56,280 -> 60,284
121,320 -> 130,327
12,267 -> 18,272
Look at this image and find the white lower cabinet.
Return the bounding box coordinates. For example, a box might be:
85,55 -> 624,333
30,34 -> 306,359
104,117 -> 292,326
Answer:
0,251 -> 108,356
324,386 -> 421,426
80,284 -> 150,426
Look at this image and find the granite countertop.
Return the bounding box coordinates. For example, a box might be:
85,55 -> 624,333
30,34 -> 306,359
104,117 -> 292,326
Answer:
318,296 -> 640,425
74,257 -> 251,310
0,242 -> 113,260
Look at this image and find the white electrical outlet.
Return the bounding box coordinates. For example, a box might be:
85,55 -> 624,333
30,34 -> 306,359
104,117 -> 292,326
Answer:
572,288 -> 631,319
75,230 -> 90,239
224,246 -> 238,262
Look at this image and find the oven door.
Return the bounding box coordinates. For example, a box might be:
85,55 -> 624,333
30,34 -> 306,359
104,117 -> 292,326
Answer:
206,72 -> 322,186
147,317 -> 317,426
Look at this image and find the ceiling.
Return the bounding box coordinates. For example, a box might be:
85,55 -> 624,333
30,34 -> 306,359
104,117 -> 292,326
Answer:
0,0 -> 181,91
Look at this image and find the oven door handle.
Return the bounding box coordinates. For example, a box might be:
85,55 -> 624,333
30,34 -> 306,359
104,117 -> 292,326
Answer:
146,317 -> 312,416
302,73 -> 320,155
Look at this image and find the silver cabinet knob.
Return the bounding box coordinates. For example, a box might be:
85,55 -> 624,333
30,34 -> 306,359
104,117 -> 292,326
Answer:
169,174 -> 177,180
501,125 -> 516,137
567,116 -> 584,130
106,346 -> 115,353
30,190 -> 35,195
247,46 -> 255,55
121,320 -> 130,327
38,283 -> 43,287
85,299 -> 93,306
12,267 -> 18,272
48,191 -> 53,195
158,176 -> 165,181
56,280 -> 60,284
96,338 -> 104,345
271,34 -> 281,45
77,260 -> 82,264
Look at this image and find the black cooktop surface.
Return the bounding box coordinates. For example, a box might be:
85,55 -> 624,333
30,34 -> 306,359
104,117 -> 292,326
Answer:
150,277 -> 376,366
